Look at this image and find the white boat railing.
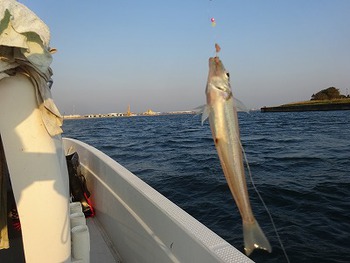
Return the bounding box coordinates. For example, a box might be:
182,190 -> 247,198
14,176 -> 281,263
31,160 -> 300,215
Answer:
63,138 -> 253,263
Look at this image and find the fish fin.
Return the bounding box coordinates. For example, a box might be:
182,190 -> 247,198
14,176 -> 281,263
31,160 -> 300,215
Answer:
193,105 -> 205,114
201,105 -> 210,125
234,97 -> 250,113
193,105 -> 210,125
243,219 -> 272,256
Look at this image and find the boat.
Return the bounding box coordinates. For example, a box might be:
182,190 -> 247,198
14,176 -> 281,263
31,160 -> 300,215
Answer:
0,1 -> 253,262
1,135 -> 254,263
62,138 -> 254,263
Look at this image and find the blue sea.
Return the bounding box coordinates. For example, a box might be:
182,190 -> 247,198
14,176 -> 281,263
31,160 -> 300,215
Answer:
63,111 -> 350,263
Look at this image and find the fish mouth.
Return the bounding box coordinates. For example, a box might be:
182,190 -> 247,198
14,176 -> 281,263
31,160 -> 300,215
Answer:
208,56 -> 225,78
209,56 -> 222,68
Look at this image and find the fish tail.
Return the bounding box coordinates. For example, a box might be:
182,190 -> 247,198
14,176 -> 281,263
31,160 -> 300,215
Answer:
243,219 -> 272,256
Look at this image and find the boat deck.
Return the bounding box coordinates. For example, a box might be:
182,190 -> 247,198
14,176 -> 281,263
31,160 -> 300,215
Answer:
0,215 -> 121,263
87,217 -> 121,263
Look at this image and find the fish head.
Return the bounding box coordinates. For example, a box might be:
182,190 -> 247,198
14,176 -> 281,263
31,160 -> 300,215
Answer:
206,57 -> 232,105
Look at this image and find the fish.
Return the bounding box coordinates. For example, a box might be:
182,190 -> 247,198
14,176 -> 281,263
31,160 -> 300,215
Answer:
203,56 -> 271,256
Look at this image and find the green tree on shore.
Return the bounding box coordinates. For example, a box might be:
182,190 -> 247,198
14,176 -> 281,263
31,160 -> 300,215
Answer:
311,87 -> 346,100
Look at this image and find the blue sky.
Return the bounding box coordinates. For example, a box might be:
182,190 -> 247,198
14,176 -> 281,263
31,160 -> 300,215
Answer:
20,0 -> 350,114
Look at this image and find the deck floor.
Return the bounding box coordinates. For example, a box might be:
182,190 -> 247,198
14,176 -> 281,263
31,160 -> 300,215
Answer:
87,217 -> 121,263
0,217 -> 120,262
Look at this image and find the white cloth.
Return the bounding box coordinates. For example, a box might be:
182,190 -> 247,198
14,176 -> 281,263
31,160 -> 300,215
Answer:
0,0 -> 63,136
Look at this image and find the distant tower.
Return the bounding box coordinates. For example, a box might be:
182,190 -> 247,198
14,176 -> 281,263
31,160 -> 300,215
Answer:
126,104 -> 131,117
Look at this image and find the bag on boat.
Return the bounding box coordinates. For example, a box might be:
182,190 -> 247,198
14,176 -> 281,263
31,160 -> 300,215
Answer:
66,152 -> 94,217
0,138 -> 9,249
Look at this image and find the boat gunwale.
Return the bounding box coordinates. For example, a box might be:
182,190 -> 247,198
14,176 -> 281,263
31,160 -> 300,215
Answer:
63,137 -> 253,263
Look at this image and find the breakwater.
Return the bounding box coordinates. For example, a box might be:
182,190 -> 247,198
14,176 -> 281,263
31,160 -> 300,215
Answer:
261,102 -> 350,112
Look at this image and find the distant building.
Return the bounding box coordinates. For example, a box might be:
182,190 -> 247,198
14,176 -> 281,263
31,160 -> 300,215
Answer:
143,109 -> 157,115
64,114 -> 82,119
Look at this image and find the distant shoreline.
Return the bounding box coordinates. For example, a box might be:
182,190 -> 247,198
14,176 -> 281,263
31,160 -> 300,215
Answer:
63,111 -> 196,120
261,99 -> 350,112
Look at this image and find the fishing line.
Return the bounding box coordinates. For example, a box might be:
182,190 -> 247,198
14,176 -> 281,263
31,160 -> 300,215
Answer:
239,138 -> 291,263
207,0 -> 219,56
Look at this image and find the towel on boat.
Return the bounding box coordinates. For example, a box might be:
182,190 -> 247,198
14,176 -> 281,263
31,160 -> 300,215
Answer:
0,137 -> 9,250
0,0 -> 63,136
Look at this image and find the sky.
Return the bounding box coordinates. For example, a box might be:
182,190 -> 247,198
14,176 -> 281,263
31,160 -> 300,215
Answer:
19,0 -> 350,115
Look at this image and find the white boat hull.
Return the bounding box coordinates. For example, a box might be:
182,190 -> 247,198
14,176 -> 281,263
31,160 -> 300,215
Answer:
63,138 -> 253,263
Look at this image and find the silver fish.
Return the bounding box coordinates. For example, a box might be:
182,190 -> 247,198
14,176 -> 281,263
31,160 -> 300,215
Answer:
203,56 -> 271,256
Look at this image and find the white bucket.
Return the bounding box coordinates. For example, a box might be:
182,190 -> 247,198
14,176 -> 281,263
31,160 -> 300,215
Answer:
71,225 -> 90,263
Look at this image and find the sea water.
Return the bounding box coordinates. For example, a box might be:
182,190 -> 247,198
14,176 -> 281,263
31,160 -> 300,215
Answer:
63,111 -> 350,263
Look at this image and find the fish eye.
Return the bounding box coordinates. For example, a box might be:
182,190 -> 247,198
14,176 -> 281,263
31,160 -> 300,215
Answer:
226,72 -> 230,78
